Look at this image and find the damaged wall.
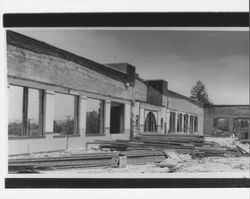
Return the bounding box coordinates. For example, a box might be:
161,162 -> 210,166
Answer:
204,105 -> 250,136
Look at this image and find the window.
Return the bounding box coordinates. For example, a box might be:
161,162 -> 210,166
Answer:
161,118 -> 164,129
8,85 -> 44,137
86,98 -> 104,135
213,118 -> 229,132
177,113 -> 183,132
144,111 -> 157,132
189,115 -> 194,133
239,119 -> 249,128
184,114 -> 189,133
233,118 -> 249,129
8,86 -> 23,136
54,93 -> 79,135
169,112 -> 176,132
27,89 -> 41,136
194,116 -> 198,132
110,102 -> 124,134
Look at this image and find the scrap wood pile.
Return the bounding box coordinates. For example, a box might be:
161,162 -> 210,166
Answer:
95,133 -> 249,157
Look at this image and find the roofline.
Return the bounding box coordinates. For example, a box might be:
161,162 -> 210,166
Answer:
167,89 -> 203,107
7,30 -> 135,84
207,104 -> 250,107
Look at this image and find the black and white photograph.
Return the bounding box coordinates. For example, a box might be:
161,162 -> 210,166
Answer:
0,1 -> 249,197
5,26 -> 249,177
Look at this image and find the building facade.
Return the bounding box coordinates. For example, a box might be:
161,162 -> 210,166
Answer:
7,31 -> 247,156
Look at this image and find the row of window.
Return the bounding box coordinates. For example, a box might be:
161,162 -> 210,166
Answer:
8,85 -> 125,137
169,111 -> 198,133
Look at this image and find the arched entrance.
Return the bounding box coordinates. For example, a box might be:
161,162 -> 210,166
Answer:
144,111 -> 157,132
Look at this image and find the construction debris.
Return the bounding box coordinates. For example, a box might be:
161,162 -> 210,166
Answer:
96,133 -> 248,158
8,134 -> 249,174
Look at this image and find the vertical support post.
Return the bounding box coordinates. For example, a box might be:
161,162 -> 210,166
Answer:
124,103 -> 131,136
104,100 -> 111,136
79,96 -> 87,136
166,110 -> 170,133
139,108 -> 145,133
44,91 -> 55,133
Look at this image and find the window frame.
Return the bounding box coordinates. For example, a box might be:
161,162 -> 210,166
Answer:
8,84 -> 45,137
53,92 -> 80,136
169,111 -> 176,132
177,113 -> 183,132
85,97 -> 105,136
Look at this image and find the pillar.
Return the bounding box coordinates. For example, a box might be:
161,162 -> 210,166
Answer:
166,110 -> 170,133
139,108 -> 145,132
79,96 -> 87,136
44,91 -> 55,133
124,103 -> 131,136
105,100 -> 111,135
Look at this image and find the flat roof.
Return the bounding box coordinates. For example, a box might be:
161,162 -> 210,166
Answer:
7,30 -> 134,84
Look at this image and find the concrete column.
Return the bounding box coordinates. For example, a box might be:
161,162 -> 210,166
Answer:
124,103 -> 131,136
157,111 -> 161,133
166,110 -> 170,133
139,108 -> 145,132
104,100 -> 111,135
79,96 -> 87,136
44,91 -> 55,133
131,102 -> 140,136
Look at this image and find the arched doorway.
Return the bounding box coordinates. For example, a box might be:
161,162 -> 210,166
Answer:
144,111 -> 157,132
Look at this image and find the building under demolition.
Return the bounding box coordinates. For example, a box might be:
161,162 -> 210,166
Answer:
7,31 -> 249,155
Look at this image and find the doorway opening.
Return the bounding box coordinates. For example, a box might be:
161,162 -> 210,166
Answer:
110,102 -> 125,134
144,111 -> 157,132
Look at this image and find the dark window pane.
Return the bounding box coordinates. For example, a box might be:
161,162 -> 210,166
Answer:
144,111 -> 157,133
27,89 -> 40,136
177,113 -> 182,132
189,116 -> 194,133
8,85 -> 23,136
169,112 -> 176,132
54,93 -> 75,135
213,118 -> 229,132
184,114 -> 189,133
194,116 -> 198,132
86,98 -> 104,135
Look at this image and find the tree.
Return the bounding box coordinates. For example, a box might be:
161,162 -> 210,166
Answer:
190,80 -> 213,106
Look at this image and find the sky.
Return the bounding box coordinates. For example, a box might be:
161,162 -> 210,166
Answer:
13,29 -> 249,105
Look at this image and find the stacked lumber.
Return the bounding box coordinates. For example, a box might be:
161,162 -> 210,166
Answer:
96,133 -> 246,157
9,150 -> 166,172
